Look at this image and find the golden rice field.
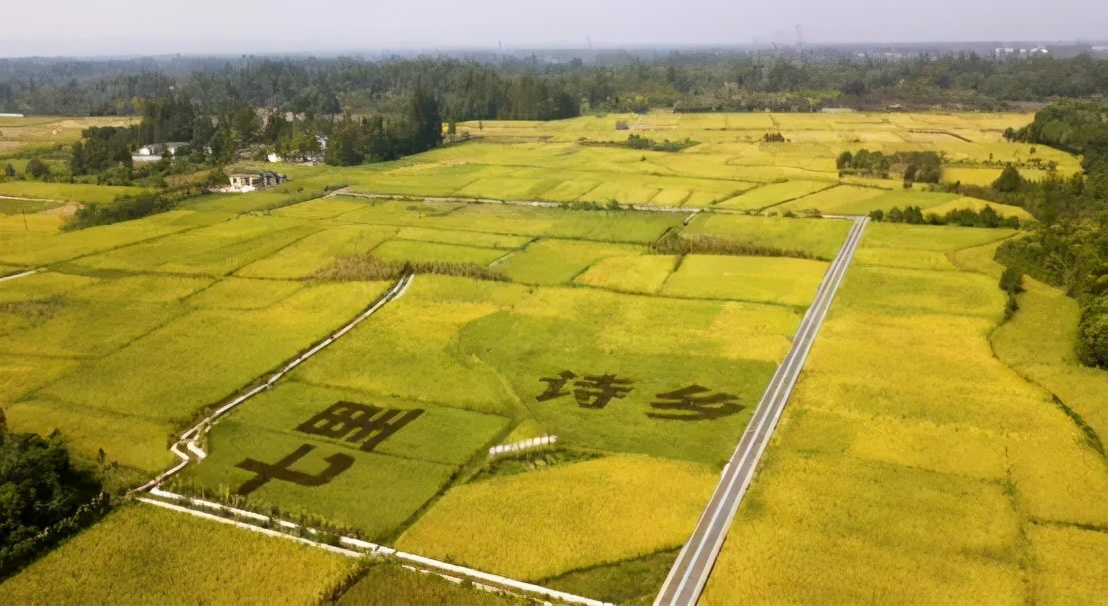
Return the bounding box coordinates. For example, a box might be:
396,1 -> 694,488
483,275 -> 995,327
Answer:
0,115 -> 134,156
0,161 -> 838,599
395,455 -> 717,581
0,504 -> 360,605
227,111 -> 1060,217
700,222 -> 1108,605
992,277 -> 1108,445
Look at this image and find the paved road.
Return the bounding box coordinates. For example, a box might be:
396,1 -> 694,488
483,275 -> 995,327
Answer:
655,216 -> 869,606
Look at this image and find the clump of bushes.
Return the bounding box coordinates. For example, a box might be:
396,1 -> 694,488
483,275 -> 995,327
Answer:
313,253 -> 508,282
838,149 -> 943,183
650,230 -> 818,260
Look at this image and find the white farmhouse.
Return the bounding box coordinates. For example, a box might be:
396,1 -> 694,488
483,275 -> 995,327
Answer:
227,172 -> 284,193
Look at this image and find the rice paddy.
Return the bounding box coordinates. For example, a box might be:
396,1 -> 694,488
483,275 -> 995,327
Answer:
5,110 -> 1103,604
0,504 -> 360,605
700,221 -> 1108,604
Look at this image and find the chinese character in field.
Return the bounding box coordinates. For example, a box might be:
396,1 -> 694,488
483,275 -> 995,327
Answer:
648,385 -> 743,421
536,371 -> 577,401
296,401 -> 423,452
235,444 -> 353,496
573,374 -> 633,409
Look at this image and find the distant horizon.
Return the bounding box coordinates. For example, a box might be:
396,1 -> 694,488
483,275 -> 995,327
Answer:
4,39 -> 1107,62
2,0 -> 1106,59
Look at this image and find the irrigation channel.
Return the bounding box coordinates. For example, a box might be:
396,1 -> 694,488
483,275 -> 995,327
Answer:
655,216 -> 869,606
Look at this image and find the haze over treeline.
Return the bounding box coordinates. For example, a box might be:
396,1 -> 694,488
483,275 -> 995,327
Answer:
2,0 -> 1107,57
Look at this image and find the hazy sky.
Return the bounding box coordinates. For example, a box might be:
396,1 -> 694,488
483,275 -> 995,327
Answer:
2,0 -> 1106,57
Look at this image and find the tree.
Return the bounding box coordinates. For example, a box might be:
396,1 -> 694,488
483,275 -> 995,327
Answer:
24,158 -> 49,180
3,163 -> 14,178
903,206 -> 925,224
407,81 -> 442,153
993,164 -> 1024,193
999,266 -> 1025,294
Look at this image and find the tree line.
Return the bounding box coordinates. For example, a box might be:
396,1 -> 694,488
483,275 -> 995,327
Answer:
868,204 -> 1020,228
988,100 -> 1108,367
3,52 -> 1108,119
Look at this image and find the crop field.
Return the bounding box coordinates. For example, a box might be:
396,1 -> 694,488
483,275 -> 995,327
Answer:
661,255 -> 828,306
223,111 -> 1069,220
0,115 -> 134,156
496,239 -> 643,284
715,180 -> 835,211
337,562 -> 528,606
685,213 -> 851,260
0,181 -> 147,204
0,504 -> 360,605
7,110 -> 1103,605
990,277 -> 1108,471
140,190 -> 836,582
0,166 -> 839,595
395,455 -> 717,580
700,222 -> 1108,604
575,254 -> 677,293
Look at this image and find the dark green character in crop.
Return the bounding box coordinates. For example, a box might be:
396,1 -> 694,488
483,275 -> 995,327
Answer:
296,401 -> 423,452
572,374 -> 633,409
234,444 -> 353,496
648,385 -> 743,421
536,370 -> 577,401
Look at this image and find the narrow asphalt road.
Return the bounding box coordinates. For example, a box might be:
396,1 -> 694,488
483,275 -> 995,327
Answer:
655,216 -> 869,606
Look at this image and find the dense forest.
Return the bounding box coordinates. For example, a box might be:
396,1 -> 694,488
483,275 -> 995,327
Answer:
991,101 -> 1108,367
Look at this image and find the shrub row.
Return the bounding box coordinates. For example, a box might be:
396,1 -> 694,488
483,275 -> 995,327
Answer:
868,205 -> 1020,229
313,253 -> 508,282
